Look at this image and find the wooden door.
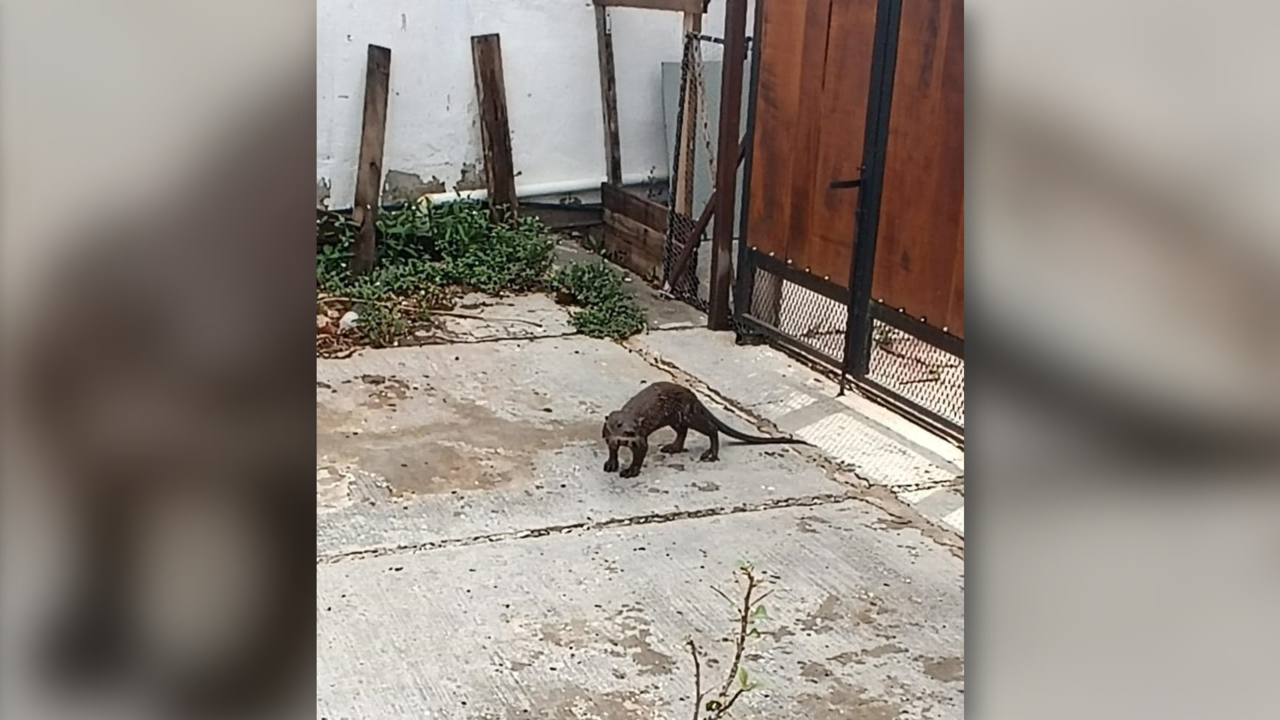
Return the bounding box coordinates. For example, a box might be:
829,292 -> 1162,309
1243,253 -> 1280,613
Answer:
745,0 -> 881,289
872,0 -> 964,338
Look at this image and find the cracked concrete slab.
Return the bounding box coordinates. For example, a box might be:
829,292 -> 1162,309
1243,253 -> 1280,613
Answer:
426,293 -> 578,342
318,502 -> 963,720
317,337 -> 848,558
317,291 -> 964,718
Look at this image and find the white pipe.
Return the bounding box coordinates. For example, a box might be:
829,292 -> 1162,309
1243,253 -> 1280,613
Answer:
420,171 -> 667,204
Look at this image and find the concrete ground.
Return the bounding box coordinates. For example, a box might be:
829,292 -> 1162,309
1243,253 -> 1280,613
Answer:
317,251 -> 965,719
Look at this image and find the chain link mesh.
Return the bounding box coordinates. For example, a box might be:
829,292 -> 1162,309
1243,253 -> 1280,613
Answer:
746,264 -> 849,361
662,33 -> 714,310
745,262 -> 966,430
867,320 -> 965,428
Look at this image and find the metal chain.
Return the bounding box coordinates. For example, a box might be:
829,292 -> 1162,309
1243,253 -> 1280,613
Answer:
693,47 -> 717,183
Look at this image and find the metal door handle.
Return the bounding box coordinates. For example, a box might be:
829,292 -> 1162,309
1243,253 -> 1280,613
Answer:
829,165 -> 866,190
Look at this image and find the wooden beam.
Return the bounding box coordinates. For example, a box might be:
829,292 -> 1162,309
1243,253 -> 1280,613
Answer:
349,44 -> 391,276
673,11 -> 702,216
594,0 -> 706,13
471,34 -> 518,221
602,182 -> 668,232
594,5 -> 623,186
708,0 -> 747,330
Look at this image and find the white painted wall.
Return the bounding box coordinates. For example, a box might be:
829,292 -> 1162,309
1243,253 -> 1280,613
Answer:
317,0 -> 751,208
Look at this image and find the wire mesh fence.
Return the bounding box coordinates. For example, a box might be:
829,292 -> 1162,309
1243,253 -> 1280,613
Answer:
663,33 -> 706,309
745,263 -> 849,363
742,260 -> 966,432
663,32 -> 747,312
867,320 -> 965,429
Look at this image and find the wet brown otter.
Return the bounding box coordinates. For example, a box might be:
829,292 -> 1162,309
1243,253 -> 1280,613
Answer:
602,381 -> 807,477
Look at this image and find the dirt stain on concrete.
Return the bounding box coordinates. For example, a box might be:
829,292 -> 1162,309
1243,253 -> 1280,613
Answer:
762,625 -> 796,643
316,461 -> 393,513
796,514 -> 833,534
800,660 -> 833,681
611,607 -> 676,677
921,654 -> 964,683
505,687 -> 649,720
318,380 -> 598,497
315,465 -> 354,513
615,629 -> 675,677
359,375 -> 412,410
800,594 -> 843,634
865,643 -> 908,658
799,594 -> 895,637
539,619 -> 592,649
827,650 -> 861,666
796,679 -> 901,720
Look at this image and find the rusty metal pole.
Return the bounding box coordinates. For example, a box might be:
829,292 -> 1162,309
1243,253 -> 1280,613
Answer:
707,0 -> 748,330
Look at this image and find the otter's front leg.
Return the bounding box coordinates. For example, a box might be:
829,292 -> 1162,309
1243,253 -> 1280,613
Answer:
619,439 -> 648,478
604,438 -> 620,473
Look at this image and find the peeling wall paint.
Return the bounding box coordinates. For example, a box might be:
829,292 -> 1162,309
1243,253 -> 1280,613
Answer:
383,170 -> 447,203
454,162 -> 487,192
316,0 -> 753,208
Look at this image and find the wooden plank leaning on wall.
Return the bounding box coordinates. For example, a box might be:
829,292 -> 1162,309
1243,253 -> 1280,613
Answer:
471,34 -> 519,222
594,4 -> 623,186
350,44 -> 391,276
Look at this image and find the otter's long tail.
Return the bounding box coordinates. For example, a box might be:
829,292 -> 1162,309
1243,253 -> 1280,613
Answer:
702,401 -> 808,445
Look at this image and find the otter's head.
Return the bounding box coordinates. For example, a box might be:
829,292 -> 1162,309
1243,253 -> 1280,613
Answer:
603,411 -> 640,444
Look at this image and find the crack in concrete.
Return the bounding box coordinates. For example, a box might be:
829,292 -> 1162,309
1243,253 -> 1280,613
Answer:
316,491 -> 858,564
401,320 -> 695,349
412,330 -> 580,346
875,476 -> 965,495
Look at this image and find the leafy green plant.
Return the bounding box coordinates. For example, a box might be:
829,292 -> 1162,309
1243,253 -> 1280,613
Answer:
352,301 -> 406,348
441,214 -> 556,293
375,200 -> 434,261
317,242 -> 352,293
551,262 -> 647,339
552,262 -> 627,307
569,296 -> 646,339
317,199 -> 646,349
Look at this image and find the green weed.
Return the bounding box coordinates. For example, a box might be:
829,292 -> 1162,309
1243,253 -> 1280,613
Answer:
317,200 -> 642,348
551,262 -> 647,339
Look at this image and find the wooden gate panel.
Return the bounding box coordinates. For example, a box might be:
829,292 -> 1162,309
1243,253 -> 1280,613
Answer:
747,0 -> 844,262
745,0 -> 827,260
871,0 -> 964,336
796,0 -> 880,286
779,0 -> 834,271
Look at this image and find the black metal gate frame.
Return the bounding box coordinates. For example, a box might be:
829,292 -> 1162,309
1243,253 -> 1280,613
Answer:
733,0 -> 964,441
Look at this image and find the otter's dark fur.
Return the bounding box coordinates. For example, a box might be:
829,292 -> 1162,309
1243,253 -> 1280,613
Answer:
602,381 -> 806,477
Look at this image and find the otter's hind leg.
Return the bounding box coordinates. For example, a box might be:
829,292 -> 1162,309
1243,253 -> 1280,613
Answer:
661,425 -> 688,454
689,411 -> 719,462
